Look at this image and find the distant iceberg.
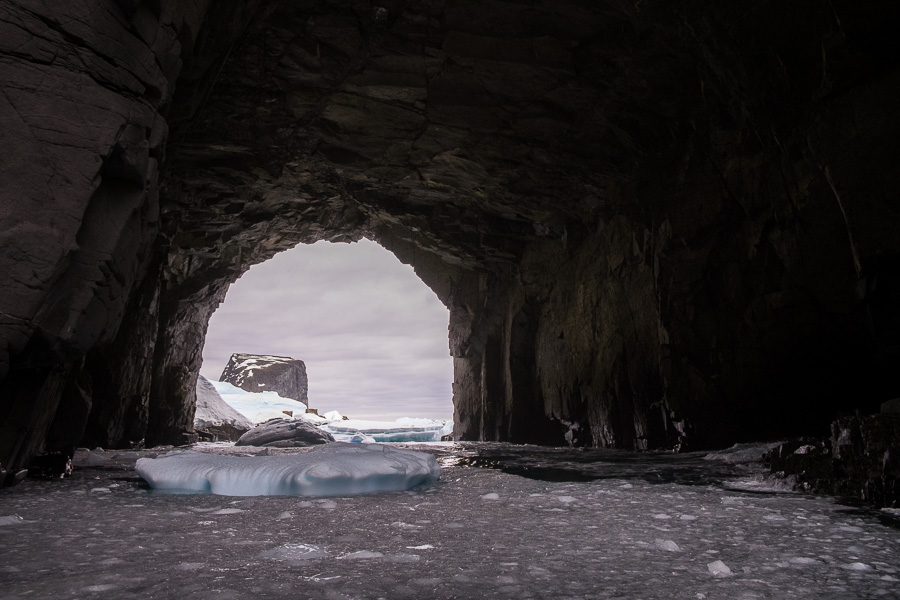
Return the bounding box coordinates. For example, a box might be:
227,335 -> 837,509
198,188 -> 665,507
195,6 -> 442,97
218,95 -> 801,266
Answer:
321,419 -> 451,443
135,443 -> 441,497
209,380 -> 453,443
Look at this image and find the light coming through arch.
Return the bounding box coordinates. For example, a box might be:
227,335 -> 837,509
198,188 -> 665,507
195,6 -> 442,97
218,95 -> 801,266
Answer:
200,239 -> 453,420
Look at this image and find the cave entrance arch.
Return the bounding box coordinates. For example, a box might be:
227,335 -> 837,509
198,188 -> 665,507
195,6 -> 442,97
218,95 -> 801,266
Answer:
200,239 -> 453,421
4,0 -> 894,479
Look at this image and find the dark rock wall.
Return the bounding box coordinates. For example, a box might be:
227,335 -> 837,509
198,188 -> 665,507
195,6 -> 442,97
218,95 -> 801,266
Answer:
1,0 -> 899,474
0,0 -> 198,469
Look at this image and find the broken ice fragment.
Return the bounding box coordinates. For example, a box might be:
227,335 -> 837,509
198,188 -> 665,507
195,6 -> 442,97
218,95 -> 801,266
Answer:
338,551 -> 384,560
708,560 -> 733,576
655,539 -> 681,552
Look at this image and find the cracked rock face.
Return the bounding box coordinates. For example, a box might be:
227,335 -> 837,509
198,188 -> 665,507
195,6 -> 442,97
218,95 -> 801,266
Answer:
1,0 -> 900,475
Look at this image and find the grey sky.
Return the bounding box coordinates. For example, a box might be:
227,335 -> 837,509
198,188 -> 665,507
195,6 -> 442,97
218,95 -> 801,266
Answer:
200,239 -> 453,420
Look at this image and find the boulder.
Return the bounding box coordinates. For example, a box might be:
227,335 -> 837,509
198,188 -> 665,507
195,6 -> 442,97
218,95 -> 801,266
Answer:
194,375 -> 253,441
220,354 -> 308,405
235,418 -> 334,447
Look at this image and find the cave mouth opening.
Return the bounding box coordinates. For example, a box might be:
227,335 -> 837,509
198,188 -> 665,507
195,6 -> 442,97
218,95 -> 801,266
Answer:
200,238 -> 454,422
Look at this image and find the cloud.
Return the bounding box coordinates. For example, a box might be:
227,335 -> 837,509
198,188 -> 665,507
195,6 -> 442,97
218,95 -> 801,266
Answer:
201,239 -> 453,420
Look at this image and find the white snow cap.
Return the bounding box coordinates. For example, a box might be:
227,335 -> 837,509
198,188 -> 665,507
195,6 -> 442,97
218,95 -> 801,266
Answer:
135,442 -> 441,497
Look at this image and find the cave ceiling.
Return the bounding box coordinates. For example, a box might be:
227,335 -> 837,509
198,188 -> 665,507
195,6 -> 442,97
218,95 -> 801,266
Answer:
162,0 -> 685,282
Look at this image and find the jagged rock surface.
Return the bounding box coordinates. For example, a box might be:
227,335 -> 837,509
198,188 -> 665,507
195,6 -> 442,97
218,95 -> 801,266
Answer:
219,354 -> 309,405
234,418 -> 335,448
194,375 -> 253,442
1,0 -> 899,476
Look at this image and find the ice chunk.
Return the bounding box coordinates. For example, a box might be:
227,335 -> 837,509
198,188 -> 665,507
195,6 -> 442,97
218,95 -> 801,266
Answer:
338,551 -> 384,560
655,539 -> 681,552
707,560 -> 733,577
481,493 -> 500,500
323,410 -> 345,422
386,553 -> 421,563
0,515 -> 25,526
135,442 -> 441,497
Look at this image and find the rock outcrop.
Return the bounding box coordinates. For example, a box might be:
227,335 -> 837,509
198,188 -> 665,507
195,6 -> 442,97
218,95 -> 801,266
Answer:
1,0 -> 899,478
219,354 -> 309,405
765,412 -> 900,507
194,375 -> 253,441
234,418 -> 334,448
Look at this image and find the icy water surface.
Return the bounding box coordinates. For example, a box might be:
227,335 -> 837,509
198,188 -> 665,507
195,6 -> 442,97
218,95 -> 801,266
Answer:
1,442 -> 899,600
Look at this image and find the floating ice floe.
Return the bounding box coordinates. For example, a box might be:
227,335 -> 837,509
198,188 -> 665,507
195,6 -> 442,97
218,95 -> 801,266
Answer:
320,418 -> 449,443
135,442 -> 441,496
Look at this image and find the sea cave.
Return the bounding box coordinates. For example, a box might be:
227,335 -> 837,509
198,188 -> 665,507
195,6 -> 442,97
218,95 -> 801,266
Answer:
1,1 -> 899,597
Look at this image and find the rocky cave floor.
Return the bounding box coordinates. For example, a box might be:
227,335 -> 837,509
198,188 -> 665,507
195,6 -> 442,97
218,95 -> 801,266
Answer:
1,443 -> 899,600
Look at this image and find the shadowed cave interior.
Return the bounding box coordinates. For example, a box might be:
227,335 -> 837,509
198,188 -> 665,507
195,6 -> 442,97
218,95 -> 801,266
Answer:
1,0 -> 900,481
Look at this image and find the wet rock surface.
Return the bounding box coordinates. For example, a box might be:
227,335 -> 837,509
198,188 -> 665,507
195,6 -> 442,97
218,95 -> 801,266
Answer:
1,0 -> 900,473
0,443 -> 899,599
235,418 -> 335,448
220,354 -> 309,406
